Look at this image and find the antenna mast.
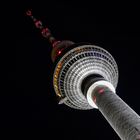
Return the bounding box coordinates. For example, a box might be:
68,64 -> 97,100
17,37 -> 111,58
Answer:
26,10 -> 61,48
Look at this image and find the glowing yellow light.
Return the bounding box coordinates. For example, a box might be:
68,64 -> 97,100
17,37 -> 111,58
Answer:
57,93 -> 61,97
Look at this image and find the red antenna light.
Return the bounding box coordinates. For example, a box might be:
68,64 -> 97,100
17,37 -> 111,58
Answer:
98,88 -> 104,94
58,50 -> 62,55
26,10 -> 32,16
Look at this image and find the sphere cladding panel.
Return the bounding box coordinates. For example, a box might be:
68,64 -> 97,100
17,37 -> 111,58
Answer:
53,45 -> 119,110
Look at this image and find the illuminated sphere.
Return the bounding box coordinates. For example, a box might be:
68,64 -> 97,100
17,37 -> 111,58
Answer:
53,44 -> 118,110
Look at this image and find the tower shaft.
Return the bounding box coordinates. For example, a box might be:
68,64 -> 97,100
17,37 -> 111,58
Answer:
90,84 -> 140,140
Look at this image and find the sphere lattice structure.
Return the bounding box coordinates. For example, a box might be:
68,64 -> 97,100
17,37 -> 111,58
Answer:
53,44 -> 119,110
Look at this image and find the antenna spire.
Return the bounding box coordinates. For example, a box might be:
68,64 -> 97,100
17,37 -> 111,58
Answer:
26,9 -> 61,47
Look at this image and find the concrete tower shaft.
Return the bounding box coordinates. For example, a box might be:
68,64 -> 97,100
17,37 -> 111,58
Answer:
87,82 -> 140,140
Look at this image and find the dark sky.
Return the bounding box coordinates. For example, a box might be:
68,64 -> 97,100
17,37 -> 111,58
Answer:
7,0 -> 140,139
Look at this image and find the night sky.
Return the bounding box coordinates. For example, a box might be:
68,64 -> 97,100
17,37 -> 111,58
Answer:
7,1 -> 140,139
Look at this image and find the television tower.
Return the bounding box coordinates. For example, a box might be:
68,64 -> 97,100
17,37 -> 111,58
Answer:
26,10 -> 140,140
